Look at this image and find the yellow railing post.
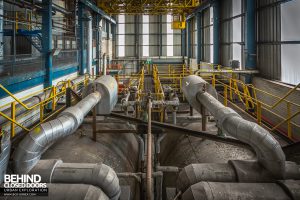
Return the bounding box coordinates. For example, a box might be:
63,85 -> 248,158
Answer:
229,79 -> 233,101
224,85 -> 228,107
84,75 -> 89,86
257,101 -> 262,125
15,12 -> 19,30
40,103 -> 44,122
52,87 -> 56,111
287,102 -> 292,139
10,102 -> 16,138
212,74 -> 216,88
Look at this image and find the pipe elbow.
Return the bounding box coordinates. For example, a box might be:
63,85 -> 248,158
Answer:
0,132 -> 11,183
177,163 -> 236,193
92,163 -> 121,200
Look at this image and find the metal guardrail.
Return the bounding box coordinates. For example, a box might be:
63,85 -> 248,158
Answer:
155,63 -> 300,142
0,76 -> 88,139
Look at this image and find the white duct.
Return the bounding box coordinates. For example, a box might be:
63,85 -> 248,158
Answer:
182,75 -> 286,179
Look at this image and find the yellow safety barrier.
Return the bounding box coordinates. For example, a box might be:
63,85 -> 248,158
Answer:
152,62 -> 300,141
0,76 -> 88,139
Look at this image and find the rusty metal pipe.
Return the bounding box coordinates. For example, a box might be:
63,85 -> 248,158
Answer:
146,97 -> 153,200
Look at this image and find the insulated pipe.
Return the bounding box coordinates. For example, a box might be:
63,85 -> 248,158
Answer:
146,97 -> 153,200
29,159 -> 121,200
0,132 -> 10,183
7,184 -> 109,200
12,91 -> 101,174
182,75 -> 286,178
182,181 -> 294,200
176,160 -> 300,192
136,134 -> 145,162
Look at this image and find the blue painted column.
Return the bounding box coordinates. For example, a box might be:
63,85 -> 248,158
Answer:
196,12 -> 202,65
186,19 -> 192,59
42,0 -> 53,87
181,28 -> 186,57
95,15 -> 101,75
246,0 -> 256,70
213,0 -> 220,65
106,20 -> 110,40
106,20 -> 110,69
78,2 -> 86,75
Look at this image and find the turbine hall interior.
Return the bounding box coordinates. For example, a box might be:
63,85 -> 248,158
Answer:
0,0 -> 300,200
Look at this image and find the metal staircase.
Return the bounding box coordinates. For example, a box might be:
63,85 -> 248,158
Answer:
17,29 -> 43,52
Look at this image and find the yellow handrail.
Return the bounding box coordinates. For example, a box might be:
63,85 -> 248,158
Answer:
0,76 -> 87,138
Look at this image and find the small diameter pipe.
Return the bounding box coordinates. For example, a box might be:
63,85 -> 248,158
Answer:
146,96 -> 153,200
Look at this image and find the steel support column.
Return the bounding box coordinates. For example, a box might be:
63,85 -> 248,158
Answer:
106,20 -> 110,69
96,15 -> 101,75
186,20 -> 192,59
196,12 -> 202,65
79,2 -> 86,75
42,0 -> 53,87
245,0 -> 256,83
213,0 -> 220,65
181,28 -> 186,57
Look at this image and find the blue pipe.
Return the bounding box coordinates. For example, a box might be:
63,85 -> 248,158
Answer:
196,12 -> 202,65
246,0 -> 256,70
181,28 -> 186,57
79,2 -> 86,75
213,0 -> 220,65
106,20 -> 110,40
96,15 -> 101,75
42,0 -> 53,88
186,20 -> 192,59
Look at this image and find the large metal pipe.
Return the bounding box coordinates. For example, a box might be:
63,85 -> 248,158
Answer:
177,160 -> 300,193
13,91 -> 101,174
4,184 -> 109,200
182,75 -> 286,178
0,131 -> 10,183
83,75 -> 118,115
182,181 -> 295,200
29,159 -> 121,200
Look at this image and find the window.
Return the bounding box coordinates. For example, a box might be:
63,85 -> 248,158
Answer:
232,0 -> 242,68
143,15 -> 150,57
117,15 -> 125,57
281,1 -> 300,85
166,15 -> 173,57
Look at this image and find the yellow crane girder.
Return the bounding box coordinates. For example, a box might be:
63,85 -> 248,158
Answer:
97,0 -> 202,15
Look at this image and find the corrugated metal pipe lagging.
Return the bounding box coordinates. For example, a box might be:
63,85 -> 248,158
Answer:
29,159 -> 121,200
0,132 -> 11,184
37,184 -> 109,200
181,75 -> 286,179
12,91 -> 101,174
